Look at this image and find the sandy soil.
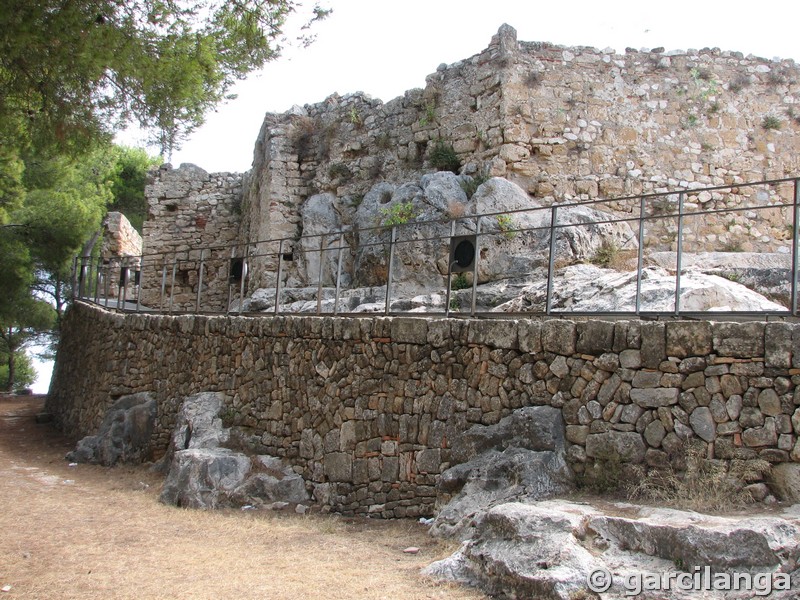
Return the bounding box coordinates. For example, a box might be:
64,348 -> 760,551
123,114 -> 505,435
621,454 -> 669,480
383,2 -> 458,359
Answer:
0,396 -> 485,600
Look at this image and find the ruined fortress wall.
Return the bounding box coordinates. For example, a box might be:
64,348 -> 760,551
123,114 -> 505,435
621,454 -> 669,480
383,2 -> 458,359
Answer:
141,26 -> 800,299
141,164 -> 243,311
240,25 -> 800,265
49,302 -> 800,516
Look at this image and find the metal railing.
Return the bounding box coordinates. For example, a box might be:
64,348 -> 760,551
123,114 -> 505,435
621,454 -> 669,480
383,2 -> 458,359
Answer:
74,176 -> 800,319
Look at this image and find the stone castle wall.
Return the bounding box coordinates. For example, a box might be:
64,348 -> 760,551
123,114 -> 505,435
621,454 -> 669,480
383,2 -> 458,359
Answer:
140,25 -> 800,302
141,164 -> 243,311
49,302 -> 800,516
240,25 -> 800,279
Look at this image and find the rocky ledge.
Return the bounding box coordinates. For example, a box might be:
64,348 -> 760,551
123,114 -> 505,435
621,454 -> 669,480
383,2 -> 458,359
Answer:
425,500 -> 800,600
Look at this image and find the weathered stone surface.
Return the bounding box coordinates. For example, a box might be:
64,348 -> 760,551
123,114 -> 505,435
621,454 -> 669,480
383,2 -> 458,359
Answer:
432,448 -> 571,539
712,322 -> 765,358
643,419 -> 666,447
630,387 -> 679,408
426,500 -> 800,600
689,406 -> 716,442
159,448 -> 251,509
67,392 -> 157,466
585,431 -> 646,462
743,418 -> 778,447
158,393 -> 309,510
451,406 -> 565,464
666,321 -> 712,358
769,463 -> 800,502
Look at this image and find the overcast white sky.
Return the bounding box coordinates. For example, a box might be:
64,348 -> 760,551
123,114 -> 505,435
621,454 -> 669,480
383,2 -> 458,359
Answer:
33,1 -> 800,392
119,0 -> 800,174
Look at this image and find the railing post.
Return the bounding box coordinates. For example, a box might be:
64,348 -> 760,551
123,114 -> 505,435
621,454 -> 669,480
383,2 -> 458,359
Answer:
135,255 -> 143,313
71,256 -> 79,301
159,261 -> 168,312
196,249 -> 205,313
275,239 -> 284,315
93,258 -> 102,303
103,261 -> 111,308
635,196 -> 646,315
545,206 -> 558,315
675,192 -> 685,316
470,216 -> 482,317
445,220 -> 456,317
385,226 -> 397,315
238,248 -> 248,314
168,255 -> 178,314
121,261 -> 129,310
334,232 -> 345,316
792,179 -> 800,316
316,235 -> 325,315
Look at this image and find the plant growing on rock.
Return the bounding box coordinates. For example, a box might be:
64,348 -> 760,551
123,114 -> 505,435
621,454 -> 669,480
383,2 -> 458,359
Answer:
451,273 -> 469,291
459,173 -> 489,199
761,115 -> 782,131
428,140 -> 461,174
380,201 -> 417,227
328,162 -> 353,182
627,443 -> 771,512
496,214 -> 516,239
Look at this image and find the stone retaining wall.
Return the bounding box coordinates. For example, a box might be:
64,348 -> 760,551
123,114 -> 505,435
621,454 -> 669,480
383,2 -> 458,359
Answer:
49,302 -> 800,516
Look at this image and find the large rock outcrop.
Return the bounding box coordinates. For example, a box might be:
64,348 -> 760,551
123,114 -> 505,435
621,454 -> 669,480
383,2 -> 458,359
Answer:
67,392 -> 157,466
158,392 -> 310,510
425,500 -> 800,600
431,406 -> 573,540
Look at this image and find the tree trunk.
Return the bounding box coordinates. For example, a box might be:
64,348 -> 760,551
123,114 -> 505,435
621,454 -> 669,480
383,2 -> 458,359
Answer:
5,346 -> 15,392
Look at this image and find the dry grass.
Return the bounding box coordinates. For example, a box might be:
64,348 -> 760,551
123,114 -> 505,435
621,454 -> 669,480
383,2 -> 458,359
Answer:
0,397 -> 483,600
626,442 -> 771,513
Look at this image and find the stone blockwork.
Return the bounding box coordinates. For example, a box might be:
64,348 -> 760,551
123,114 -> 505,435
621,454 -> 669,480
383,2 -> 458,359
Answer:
49,302 -> 800,516
141,163 -> 243,311
240,24 -> 800,278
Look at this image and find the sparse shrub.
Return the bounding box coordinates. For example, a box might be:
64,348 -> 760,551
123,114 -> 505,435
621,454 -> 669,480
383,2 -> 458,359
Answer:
428,140 -> 461,173
328,162 -> 353,182
447,200 -> 466,219
762,115 -> 782,131
591,240 -> 619,267
627,443 -> 771,513
728,74 -> 751,93
451,272 -> 469,290
576,458 -> 624,494
720,239 -> 744,252
690,67 -> 713,82
449,296 -> 461,311
496,214 -> 516,239
525,70 -> 541,87
349,106 -> 362,127
375,133 -> 392,150
380,201 -> 417,227
459,173 -> 490,199
290,116 -> 319,161
683,114 -> 699,128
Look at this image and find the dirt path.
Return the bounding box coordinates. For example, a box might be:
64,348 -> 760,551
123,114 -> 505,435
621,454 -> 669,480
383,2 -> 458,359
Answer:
0,397 -> 484,600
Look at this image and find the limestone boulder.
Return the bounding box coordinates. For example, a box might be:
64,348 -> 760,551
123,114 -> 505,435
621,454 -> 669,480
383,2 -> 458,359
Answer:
465,178 -> 638,283
158,392 -> 310,510
431,406 -> 572,539
298,193 -> 352,287
67,392 -> 157,466
426,499 -> 800,600
160,448 -> 252,509
496,264 -> 787,313
431,448 -> 572,540
451,405 -> 566,464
